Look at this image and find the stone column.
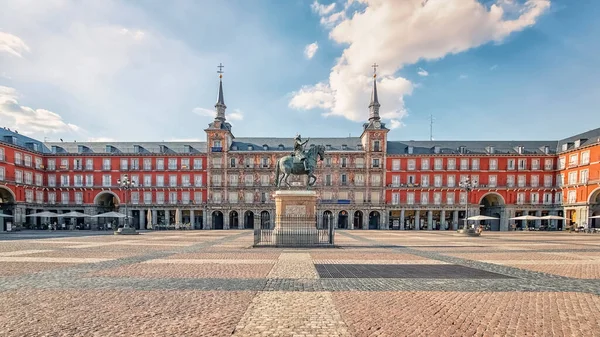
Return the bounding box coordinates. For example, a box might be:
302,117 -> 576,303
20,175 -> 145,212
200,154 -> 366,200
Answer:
139,210 -> 145,230
348,210 -> 354,230
550,209 -> 557,230
427,210 -> 433,230
203,210 -> 208,230
452,210 -> 459,230
440,209 -> 446,230
224,210 -> 230,230
535,210 -> 542,229
152,209 -> 157,228
363,212 -> 369,230
415,211 -> 420,231
190,209 -> 195,229
381,211 -> 388,230
400,209 -> 405,230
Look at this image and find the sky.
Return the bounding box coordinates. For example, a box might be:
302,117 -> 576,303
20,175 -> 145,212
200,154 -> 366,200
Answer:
0,0 -> 599,143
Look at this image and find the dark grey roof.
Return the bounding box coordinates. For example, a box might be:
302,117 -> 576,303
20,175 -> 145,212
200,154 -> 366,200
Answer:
369,77 -> 379,107
231,137 -> 363,152
43,141 -> 207,155
0,128 -> 51,153
557,127 -> 600,152
387,140 -> 558,155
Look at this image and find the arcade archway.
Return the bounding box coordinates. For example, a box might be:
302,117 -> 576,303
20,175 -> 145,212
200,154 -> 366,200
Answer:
229,211 -> 239,229
369,211 -> 380,229
244,211 -> 254,229
260,211 -> 270,229
354,211 -> 363,229
212,211 -> 224,229
338,210 -> 348,229
323,210 -> 333,229
479,193 -> 505,231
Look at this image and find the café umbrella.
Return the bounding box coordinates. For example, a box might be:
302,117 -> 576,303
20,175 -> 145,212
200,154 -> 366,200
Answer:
465,215 -> 499,221
26,211 -> 60,217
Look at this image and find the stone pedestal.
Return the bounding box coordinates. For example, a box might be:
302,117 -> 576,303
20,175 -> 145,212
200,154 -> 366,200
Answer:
114,227 -> 139,235
273,190 -> 318,246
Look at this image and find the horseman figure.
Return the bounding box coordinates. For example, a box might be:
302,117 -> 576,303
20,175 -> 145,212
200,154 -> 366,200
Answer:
292,134 -> 310,172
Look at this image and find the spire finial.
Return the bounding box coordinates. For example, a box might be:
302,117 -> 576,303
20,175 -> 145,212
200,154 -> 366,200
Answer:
371,62 -> 378,78
217,63 -> 224,78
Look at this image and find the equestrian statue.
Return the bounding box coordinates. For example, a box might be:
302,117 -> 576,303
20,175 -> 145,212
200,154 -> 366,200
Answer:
275,134 -> 325,189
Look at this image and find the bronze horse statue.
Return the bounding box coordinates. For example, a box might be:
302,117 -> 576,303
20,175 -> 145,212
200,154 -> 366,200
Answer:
275,144 -> 325,188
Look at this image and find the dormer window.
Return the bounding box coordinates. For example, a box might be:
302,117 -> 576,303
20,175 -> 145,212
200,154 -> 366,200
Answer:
184,145 -> 193,153
3,136 -> 17,144
357,144 -> 363,151
326,144 -> 332,151
486,146 -> 495,154
432,146 -> 440,154
459,146 -> 466,154
159,145 -> 169,153
231,145 -> 238,151
105,145 -> 114,153
263,144 -> 268,151
561,143 -> 568,151
517,146 -> 524,155
278,144 -> 284,151
341,144 -> 348,150
407,146 -> 414,154
574,140 -> 581,148
543,146 -> 549,155
248,145 -> 253,151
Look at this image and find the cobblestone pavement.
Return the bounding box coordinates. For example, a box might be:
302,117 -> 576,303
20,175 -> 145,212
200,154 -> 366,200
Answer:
0,230 -> 599,336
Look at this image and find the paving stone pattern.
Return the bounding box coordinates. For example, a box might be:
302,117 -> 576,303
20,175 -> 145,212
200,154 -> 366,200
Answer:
0,229 -> 599,336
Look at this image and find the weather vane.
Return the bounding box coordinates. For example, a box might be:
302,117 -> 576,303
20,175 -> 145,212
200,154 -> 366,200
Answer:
371,62 -> 378,78
217,63 -> 224,78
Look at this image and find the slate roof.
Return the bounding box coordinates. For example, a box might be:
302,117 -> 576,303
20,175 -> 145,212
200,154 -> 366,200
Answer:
386,140 -> 558,155
0,128 -> 51,153
557,127 -> 600,152
231,137 -> 363,152
43,141 -> 207,155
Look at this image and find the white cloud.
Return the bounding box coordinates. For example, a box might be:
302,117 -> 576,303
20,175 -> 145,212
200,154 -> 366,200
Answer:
291,0 -> 550,126
417,67 -> 429,77
311,1 -> 336,16
0,32 -> 30,57
193,107 -> 243,121
459,74 -> 469,79
0,86 -> 81,136
304,42 -> 319,59
490,64 -> 498,70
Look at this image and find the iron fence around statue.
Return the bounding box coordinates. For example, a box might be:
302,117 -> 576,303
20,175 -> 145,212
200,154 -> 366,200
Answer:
253,214 -> 335,247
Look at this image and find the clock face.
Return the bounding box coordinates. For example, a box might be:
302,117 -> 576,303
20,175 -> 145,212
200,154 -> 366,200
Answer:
374,121 -> 380,128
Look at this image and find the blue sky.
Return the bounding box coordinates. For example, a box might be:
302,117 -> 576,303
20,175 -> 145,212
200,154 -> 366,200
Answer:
0,0 -> 598,142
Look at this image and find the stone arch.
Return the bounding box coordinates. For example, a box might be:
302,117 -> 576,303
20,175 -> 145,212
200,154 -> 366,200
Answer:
478,192 -> 506,206
212,211 -> 224,229
94,191 -> 121,206
260,211 -> 270,229
587,187 -> 600,204
244,211 -> 254,229
338,210 -> 348,229
323,210 -> 333,229
369,211 -> 380,229
0,186 -> 16,203
354,210 -> 363,229
229,211 -> 239,229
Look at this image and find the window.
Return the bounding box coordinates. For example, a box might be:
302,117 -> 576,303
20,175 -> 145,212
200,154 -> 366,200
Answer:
517,159 -> 527,170
60,158 -> 68,170
181,192 -> 190,204
447,158 -> 456,170
471,158 -> 479,170
373,140 -> 380,152
244,174 -> 253,186
371,174 -> 381,186
85,158 -> 93,170
35,157 -> 42,169
168,158 -> 177,170
75,192 -> 83,205
130,158 -> 139,170
61,191 -> 69,205
34,173 -> 42,186
568,171 -> 577,185
507,159 -> 515,170
392,159 -> 400,171
212,157 -> 222,169
228,192 -> 238,203
531,159 -> 540,170
25,190 -> 33,203
530,193 -> 539,204
506,174 -> 515,187
557,174 -> 564,187
568,154 -> 578,167
181,158 -> 190,169
103,158 -> 111,170
460,158 -> 469,170
229,158 -> 237,169
543,159 -> 552,170
372,158 -> 380,168
194,158 -> 203,169
102,175 -> 112,187
392,193 -> 400,205
446,192 -> 454,205
558,157 -> 565,170
567,190 -> 576,203
24,155 -> 32,167
517,175 -> 526,187
156,175 -> 165,187
36,191 -> 44,203
157,192 -> 165,204
245,157 -> 254,168
447,175 -> 455,187
245,192 -> 254,203
141,175 -> 151,187
325,174 -> 332,186
471,175 -> 479,187
24,172 -> 33,184
407,159 -> 416,170
544,175 -> 552,187
434,158 -> 442,170
120,158 -> 128,170
169,192 -> 177,204
261,157 -> 269,168
48,192 -> 56,204
543,193 -> 553,205
433,192 -> 442,205
340,157 -> 348,168
156,158 -> 164,170
421,158 -> 430,170
354,174 -> 364,186
581,151 -> 590,165
261,175 -> 270,186
488,175 -> 497,187
580,169 -> 589,184
555,192 -> 562,204
354,192 -> 364,204
420,192 -> 429,205
48,174 -> 56,187
14,152 -> 22,165
370,192 -> 380,203
355,158 -> 364,168
229,175 -> 238,186
407,175 -> 416,185
488,159 -> 497,171
407,192 -> 415,205
74,174 -> 83,187
143,158 -> 152,170
211,192 -> 222,203
0,167 -> 4,181
86,174 -> 94,187
182,175 -> 190,187
47,159 -> 56,171
144,192 -> 152,204
459,192 -> 467,205
60,175 -> 70,187
194,192 -> 203,204
392,175 -> 400,187
530,175 -> 539,187
168,175 -> 177,187
0,148 -> 4,161
420,174 -> 429,187
516,193 -> 525,205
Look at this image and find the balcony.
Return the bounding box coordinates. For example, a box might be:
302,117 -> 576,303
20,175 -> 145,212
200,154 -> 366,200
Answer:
211,147 -> 223,153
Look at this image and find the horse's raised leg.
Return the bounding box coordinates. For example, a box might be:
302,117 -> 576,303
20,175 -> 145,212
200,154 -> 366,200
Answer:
284,173 -> 291,188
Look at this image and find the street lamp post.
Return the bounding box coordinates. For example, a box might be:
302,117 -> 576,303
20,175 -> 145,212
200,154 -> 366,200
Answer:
459,177 -> 474,232
115,174 -> 138,235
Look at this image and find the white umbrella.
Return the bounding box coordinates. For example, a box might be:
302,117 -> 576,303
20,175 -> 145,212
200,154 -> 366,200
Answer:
26,211 -> 59,217
175,208 -> 180,225
540,215 -> 568,220
146,210 -> 153,229
91,211 -> 131,218
0,214 -> 13,218
510,215 -> 541,220
589,215 -> 600,219
57,211 -> 90,218
466,215 -> 499,221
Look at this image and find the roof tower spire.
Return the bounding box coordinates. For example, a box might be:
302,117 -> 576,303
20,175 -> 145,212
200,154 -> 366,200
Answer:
215,63 -> 226,121
368,62 -> 380,121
